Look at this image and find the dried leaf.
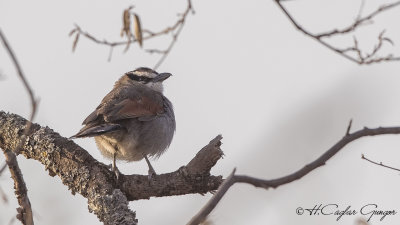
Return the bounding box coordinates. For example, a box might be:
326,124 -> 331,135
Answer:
72,33 -> 80,52
133,13 -> 143,48
121,6 -> 133,38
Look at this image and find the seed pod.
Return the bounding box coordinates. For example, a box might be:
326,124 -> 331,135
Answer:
133,13 -> 143,48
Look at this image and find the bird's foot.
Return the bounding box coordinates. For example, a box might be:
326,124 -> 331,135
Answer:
144,155 -> 157,180
108,163 -> 121,181
113,166 -> 121,181
148,167 -> 157,180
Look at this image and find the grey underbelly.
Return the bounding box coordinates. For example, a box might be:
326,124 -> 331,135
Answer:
94,116 -> 175,162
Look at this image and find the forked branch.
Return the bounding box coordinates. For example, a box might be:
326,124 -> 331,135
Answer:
70,0 -> 194,69
188,125 -> 400,224
0,111 -> 223,224
275,0 -> 400,64
0,29 -> 37,225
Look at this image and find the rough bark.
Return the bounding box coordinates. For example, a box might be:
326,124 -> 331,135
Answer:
0,111 -> 224,224
3,148 -> 34,225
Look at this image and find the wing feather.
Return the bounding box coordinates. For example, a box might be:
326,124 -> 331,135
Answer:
73,84 -> 165,138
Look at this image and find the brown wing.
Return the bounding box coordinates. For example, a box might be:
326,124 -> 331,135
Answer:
72,84 -> 164,139
103,94 -> 164,122
82,84 -> 164,125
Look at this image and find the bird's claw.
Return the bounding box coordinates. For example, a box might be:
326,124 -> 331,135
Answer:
108,163 -> 121,181
148,167 -> 156,180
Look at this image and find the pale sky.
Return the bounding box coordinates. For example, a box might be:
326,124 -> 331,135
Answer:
1,0 -> 400,224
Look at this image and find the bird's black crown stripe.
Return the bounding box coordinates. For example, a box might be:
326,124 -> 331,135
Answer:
126,73 -> 152,83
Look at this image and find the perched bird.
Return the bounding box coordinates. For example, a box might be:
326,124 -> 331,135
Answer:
71,67 -> 176,179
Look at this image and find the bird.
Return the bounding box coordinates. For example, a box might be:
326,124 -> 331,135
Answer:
71,67 -> 176,180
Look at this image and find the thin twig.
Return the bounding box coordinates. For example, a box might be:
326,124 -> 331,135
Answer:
0,162 -> 7,175
355,0 -> 366,22
71,0 -> 194,68
361,154 -> 400,172
152,0 -> 194,70
234,127 -> 400,188
0,185 -> 9,204
275,0 -> 400,64
0,29 -> 38,153
0,29 -> 36,225
315,1 -> 400,38
187,169 -> 236,225
188,126 -> 400,224
345,119 -> 353,136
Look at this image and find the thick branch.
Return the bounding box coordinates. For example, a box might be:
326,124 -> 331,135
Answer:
189,125 -> 400,224
0,111 -> 223,224
120,135 -> 223,201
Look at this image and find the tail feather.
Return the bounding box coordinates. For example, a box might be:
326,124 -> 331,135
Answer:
70,123 -> 123,139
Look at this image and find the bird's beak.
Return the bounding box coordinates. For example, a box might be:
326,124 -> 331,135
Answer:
152,73 -> 172,82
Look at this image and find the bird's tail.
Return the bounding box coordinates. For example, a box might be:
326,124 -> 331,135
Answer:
70,123 -> 123,139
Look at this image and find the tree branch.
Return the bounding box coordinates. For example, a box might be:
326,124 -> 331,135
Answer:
0,29 -> 38,153
361,154 -> 400,172
275,0 -> 400,65
188,125 -> 400,224
0,162 -> 6,175
70,0 -> 194,68
2,149 -> 34,225
0,29 -> 38,225
187,168 -> 236,225
0,111 -> 223,224
148,0 -> 194,70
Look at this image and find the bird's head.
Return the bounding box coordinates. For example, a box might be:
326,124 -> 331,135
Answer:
118,67 -> 172,93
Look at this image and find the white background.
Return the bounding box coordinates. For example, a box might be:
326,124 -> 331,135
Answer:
1,0 -> 400,224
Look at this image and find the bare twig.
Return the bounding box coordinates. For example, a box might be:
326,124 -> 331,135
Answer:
70,0 -> 194,68
188,169 -> 236,225
235,127 -> 400,188
0,29 -> 38,153
188,126 -> 400,224
345,119 -> 353,136
0,185 -> 9,204
0,161 -> 7,175
0,29 -> 37,225
275,0 -> 400,64
150,0 -> 194,70
315,1 -> 400,38
361,154 -> 400,172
